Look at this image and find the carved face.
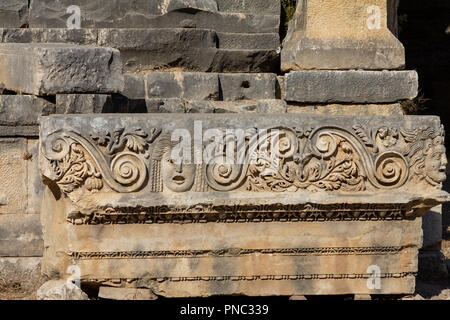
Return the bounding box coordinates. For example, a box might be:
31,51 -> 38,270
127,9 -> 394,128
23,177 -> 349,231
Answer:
161,151 -> 195,192
425,138 -> 447,184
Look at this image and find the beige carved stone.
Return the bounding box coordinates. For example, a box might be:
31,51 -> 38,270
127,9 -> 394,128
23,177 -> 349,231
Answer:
38,114 -> 449,297
281,0 -> 405,71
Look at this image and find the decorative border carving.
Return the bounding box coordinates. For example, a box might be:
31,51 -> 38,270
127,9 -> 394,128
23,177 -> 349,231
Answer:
68,246 -> 404,260
82,272 -> 417,284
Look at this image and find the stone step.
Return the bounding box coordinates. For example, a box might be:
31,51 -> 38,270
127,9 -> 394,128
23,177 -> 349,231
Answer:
29,0 -> 279,33
284,71 -> 419,103
1,28 -> 280,72
0,43 -> 124,95
125,72 -> 279,101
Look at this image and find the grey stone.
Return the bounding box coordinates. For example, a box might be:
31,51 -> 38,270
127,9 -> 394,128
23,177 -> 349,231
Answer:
146,72 -> 219,100
144,99 -> 287,113
421,206 -> 443,251
123,74 -> 146,100
0,214 -> 43,257
0,43 -> 124,95
284,71 -> 419,103
0,1 -> 28,28
0,95 -> 55,127
36,280 -> 89,300
29,0 -> 278,33
286,104 -> 405,116
0,28 -> 97,45
98,286 -> 157,300
97,28 -> 217,73
218,73 -> 278,101
281,38 -> 405,72
56,94 -> 112,114
215,0 -> 280,15
210,49 -> 280,73
217,32 -> 280,50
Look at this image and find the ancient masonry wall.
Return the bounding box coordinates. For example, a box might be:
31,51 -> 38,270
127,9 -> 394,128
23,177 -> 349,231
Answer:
0,0 -> 447,297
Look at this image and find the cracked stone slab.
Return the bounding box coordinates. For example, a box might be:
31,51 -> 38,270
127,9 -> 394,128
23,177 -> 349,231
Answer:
0,43 -> 124,95
284,71 -> 418,103
0,0 -> 28,28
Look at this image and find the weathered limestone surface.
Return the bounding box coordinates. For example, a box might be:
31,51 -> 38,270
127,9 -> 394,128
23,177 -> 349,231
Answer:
0,138 -> 27,214
36,280 -> 88,300
284,71 -> 418,103
0,257 -> 45,294
287,104 -> 404,116
281,0 -> 405,71
0,214 -> 43,257
0,95 -> 55,128
0,43 -> 124,95
0,1 -> 28,28
38,114 -> 448,297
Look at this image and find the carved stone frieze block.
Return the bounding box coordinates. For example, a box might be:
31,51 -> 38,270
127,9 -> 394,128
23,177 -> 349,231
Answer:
39,113 -> 449,297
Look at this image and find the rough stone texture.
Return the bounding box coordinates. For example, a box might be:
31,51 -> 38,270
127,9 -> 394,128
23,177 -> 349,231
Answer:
281,0 -> 405,71
284,71 -> 418,103
29,1 -> 278,32
218,73 -> 277,101
0,1 -> 28,28
146,72 -> 219,100
56,95 -> 111,114
97,28 -> 218,73
38,114 -> 448,297
98,287 -> 157,300
0,95 -> 55,127
216,32 -> 280,50
0,43 -> 124,95
145,99 -> 287,113
0,28 -> 97,45
209,49 -> 280,73
36,280 -> 89,300
286,104 -> 404,116
0,257 -> 45,298
215,0 -> 280,15
0,138 -> 27,214
0,214 -> 43,257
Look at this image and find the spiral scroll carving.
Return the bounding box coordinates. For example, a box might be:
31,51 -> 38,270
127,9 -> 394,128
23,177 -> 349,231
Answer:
373,152 -> 409,188
111,152 -> 147,188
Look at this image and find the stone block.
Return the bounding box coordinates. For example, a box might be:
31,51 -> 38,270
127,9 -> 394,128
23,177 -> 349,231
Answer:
215,0 -> 280,15
0,43 -> 124,95
210,49 -> 280,73
0,138 -> 27,214
56,95 -> 112,114
0,28 -> 97,45
0,1 -> 28,28
218,73 -> 277,101
286,104 -> 404,116
146,72 -> 219,100
281,0 -> 405,71
38,113 -> 448,297
123,74 -> 146,100
421,206 -> 443,251
284,71 -> 418,103
216,32 -> 280,50
29,0 -> 278,32
0,214 -> 43,257
97,28 -> 218,73
0,95 -> 55,127
144,99 -> 287,114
